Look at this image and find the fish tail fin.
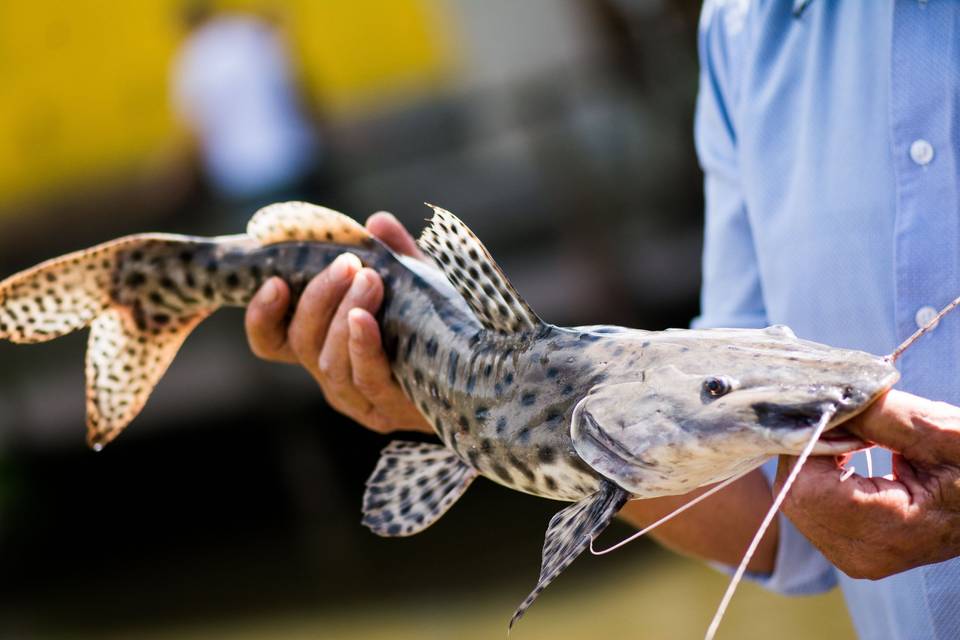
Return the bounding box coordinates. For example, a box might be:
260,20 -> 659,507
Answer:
0,241 -> 122,344
0,235 -> 222,449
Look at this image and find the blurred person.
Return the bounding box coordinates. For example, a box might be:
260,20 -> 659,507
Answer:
171,2 -> 322,214
243,2 -> 960,638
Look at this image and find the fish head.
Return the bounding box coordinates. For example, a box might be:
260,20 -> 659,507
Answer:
570,326 -> 900,496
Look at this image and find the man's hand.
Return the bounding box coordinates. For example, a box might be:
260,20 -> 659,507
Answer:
777,390 -> 960,580
245,212 -> 432,435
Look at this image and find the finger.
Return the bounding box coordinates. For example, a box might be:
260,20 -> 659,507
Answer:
347,308 -> 399,399
776,454 -> 845,497
366,211 -> 425,259
245,277 -> 297,363
846,390 -> 960,465
287,253 -> 362,378
316,268 -> 384,408
348,308 -> 432,432
891,453 -> 927,501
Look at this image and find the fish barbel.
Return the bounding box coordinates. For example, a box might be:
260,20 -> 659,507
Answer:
0,202 -> 899,629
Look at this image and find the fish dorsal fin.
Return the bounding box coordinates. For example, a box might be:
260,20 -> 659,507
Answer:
362,441 -> 477,537
247,201 -> 371,246
417,205 -> 542,334
85,306 -> 210,449
509,480 -> 629,630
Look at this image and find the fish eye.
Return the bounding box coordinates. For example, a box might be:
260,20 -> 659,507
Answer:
703,376 -> 732,398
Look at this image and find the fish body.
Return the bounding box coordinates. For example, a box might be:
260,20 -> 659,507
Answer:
0,202 -> 900,628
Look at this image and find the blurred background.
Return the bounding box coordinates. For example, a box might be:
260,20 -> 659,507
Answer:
0,1 -> 854,638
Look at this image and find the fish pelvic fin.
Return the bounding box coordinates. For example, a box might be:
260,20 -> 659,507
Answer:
1,234 -> 226,449
247,201 -> 372,246
362,441 -> 477,537
417,204 -> 543,335
509,480 -> 629,631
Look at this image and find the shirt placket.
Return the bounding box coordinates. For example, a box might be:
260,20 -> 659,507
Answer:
890,0 -> 959,402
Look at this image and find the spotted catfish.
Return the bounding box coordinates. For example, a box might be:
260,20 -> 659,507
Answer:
0,202 -> 899,629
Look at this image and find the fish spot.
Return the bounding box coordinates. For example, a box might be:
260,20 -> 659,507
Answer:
491,464 -> 512,483
404,333 -> 418,362
467,450 -> 481,467
447,352 -> 459,385
521,391 -> 537,406
537,447 -> 556,464
509,455 -> 535,481
474,406 -> 489,422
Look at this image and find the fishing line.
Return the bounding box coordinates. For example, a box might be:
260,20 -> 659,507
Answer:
703,406 -> 835,640
589,467 -> 755,556
888,293 -> 960,363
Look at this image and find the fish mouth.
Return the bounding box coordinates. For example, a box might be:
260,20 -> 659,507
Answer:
768,368 -> 901,455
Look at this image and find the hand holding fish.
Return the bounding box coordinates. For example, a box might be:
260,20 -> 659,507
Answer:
245,211 -> 431,434
777,389 -> 960,580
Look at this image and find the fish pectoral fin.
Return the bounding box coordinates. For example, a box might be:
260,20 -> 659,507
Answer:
246,201 -> 372,246
509,480 -> 629,631
417,204 -> 543,335
362,440 -> 477,537
85,307 -> 209,450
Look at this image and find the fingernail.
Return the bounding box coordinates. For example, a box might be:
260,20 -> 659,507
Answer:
260,278 -> 279,304
330,253 -> 359,282
348,308 -> 366,340
351,270 -> 372,296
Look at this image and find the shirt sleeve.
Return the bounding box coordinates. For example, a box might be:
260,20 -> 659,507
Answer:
691,1 -> 836,595
691,0 -> 766,330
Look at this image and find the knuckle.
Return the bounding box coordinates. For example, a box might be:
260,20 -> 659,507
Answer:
353,374 -> 383,398
247,335 -> 283,361
362,411 -> 394,434
317,356 -> 350,385
839,549 -> 907,581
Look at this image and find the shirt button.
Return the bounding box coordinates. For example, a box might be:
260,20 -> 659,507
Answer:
910,139 -> 934,166
915,305 -> 939,330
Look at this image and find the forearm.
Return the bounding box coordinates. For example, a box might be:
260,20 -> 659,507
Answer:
617,468 -> 777,573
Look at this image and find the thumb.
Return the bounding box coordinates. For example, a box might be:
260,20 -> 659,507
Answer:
366,212 -> 425,260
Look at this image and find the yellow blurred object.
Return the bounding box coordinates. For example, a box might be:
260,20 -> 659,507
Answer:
0,0 -> 453,209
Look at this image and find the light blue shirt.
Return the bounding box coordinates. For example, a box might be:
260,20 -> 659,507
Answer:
693,1 -> 960,638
